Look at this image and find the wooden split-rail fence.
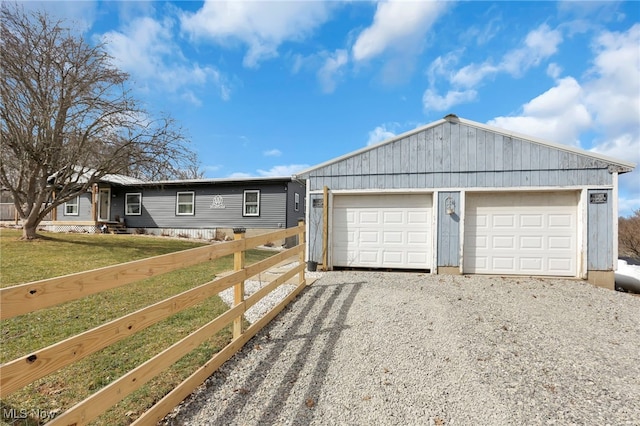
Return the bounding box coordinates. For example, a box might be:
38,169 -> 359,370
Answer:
0,222 -> 308,425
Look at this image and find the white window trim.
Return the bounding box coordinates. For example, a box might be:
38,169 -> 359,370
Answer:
64,196 -> 79,216
243,190 -> 260,217
125,193 -> 142,216
176,191 -> 195,216
294,192 -> 300,212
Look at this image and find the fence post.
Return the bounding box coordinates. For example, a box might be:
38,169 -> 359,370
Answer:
298,219 -> 306,284
233,228 -> 246,339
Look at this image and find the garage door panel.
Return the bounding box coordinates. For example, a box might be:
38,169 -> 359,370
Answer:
464,192 -> 577,276
383,251 -> 403,264
359,231 -> 379,244
549,236 -> 572,249
466,234 -> 488,249
383,211 -> 403,224
520,236 -> 543,249
408,252 -> 429,264
520,257 -> 543,271
383,231 -> 403,244
493,236 -> 515,249
493,215 -> 516,228
333,194 -> 432,269
549,214 -> 573,228
548,259 -> 573,273
408,231 -> 428,244
359,211 -> 380,224
492,257 -> 515,270
520,215 -> 543,228
408,211 -> 429,224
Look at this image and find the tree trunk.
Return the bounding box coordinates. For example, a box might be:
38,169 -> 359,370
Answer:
20,213 -> 41,240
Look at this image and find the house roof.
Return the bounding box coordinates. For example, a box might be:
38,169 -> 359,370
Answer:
295,115 -> 636,177
126,176 -> 295,187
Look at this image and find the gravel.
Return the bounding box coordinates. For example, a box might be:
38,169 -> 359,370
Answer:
162,271 -> 640,425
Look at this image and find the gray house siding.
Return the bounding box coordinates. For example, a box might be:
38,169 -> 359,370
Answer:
285,181 -> 306,228
587,189 -> 614,270
55,192 -> 93,222
437,191 -> 460,267
112,183 -> 289,230
304,121 -> 614,192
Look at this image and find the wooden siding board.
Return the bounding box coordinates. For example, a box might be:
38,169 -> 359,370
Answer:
443,124 -> 452,187
588,189 -> 613,270
437,192 -> 460,267
467,127 -> 477,186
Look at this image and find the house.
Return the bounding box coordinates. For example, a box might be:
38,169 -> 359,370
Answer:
45,176 -> 305,244
295,114 -> 636,289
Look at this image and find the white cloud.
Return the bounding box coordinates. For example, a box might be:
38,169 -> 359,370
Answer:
583,24 -> 640,134
101,16 -> 231,103
318,49 -> 349,94
263,149 -> 282,157
423,89 -> 477,113
180,1 -> 334,68
488,77 -> 592,145
547,63 -> 563,79
451,63 -> 499,89
367,125 -> 397,146
500,24 -> 562,76
257,164 -> 310,177
227,172 -> 253,179
352,1 -> 448,62
426,23 -> 563,111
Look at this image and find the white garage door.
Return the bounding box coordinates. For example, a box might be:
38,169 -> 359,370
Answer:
464,192 -> 578,276
332,194 -> 432,269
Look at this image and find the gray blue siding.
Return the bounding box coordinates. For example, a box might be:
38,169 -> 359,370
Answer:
437,191 -> 460,267
587,189 -> 614,270
301,121 -> 614,192
56,192 -> 93,221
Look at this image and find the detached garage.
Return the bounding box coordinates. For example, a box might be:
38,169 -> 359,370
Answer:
295,115 -> 636,289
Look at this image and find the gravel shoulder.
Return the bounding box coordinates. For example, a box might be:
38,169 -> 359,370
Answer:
162,272 -> 640,425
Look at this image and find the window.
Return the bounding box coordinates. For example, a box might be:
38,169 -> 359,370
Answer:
295,193 -> 300,212
176,192 -> 195,215
65,196 -> 79,216
126,193 -> 142,215
243,190 -> 260,216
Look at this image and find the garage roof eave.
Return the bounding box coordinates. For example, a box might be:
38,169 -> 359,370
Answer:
296,116 -> 636,178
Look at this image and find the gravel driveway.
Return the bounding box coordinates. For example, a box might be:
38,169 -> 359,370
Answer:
163,271 -> 640,425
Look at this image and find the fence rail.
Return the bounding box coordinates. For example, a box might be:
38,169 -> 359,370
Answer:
0,222 -> 308,425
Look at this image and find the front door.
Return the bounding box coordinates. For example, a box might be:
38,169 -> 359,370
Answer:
98,188 -> 111,221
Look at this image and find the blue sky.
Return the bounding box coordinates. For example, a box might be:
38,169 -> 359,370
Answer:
23,0 -> 640,216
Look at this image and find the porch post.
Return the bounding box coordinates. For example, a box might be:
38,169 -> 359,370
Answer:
91,184 -> 98,222
232,227 -> 246,339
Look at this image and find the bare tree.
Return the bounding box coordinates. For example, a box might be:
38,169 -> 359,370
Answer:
0,4 -> 201,239
619,209 -> 640,260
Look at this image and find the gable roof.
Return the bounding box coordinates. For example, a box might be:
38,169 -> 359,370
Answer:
295,115 -> 635,177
